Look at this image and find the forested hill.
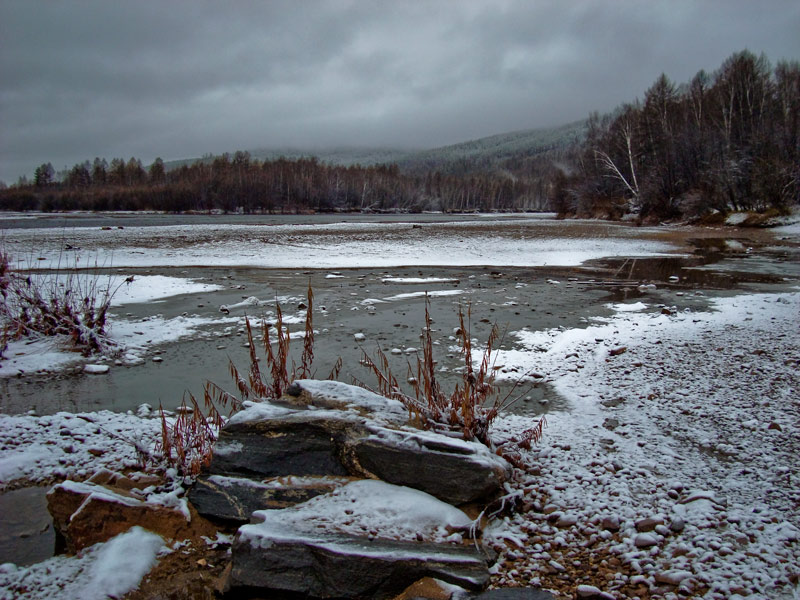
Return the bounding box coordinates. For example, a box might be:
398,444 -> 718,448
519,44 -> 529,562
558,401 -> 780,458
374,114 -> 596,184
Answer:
162,119 -> 585,178
394,120 -> 585,176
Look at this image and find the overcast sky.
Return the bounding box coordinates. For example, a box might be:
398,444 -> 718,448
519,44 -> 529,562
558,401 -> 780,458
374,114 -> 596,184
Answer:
1,0 -> 799,183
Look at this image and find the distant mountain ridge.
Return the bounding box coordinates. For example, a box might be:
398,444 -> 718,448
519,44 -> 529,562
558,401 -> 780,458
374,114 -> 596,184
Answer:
162,119 -> 586,175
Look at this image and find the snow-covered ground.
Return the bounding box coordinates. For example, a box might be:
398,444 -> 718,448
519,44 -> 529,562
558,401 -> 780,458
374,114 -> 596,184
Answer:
2,216 -> 798,597
487,289 -> 800,598
0,527 -> 167,600
2,288 -> 797,598
2,218 -> 678,269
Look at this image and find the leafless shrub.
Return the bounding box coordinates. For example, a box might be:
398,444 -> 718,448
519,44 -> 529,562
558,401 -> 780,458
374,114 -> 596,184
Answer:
358,297 -> 546,450
0,248 -> 122,356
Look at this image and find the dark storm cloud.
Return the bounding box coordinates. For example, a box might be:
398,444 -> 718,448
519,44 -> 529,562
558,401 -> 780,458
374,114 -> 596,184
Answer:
1,0 -> 799,182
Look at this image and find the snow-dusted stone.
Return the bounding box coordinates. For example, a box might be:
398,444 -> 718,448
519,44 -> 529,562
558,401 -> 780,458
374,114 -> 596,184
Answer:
669,516 -> 686,533
229,481 -> 492,599
635,517 -> 665,532
83,364 -> 110,374
474,588 -> 555,599
633,532 -> 660,548
47,479 -> 191,553
353,426 -> 512,505
189,474 -> 354,523
576,584 -> 615,599
600,515 -> 621,531
654,570 -> 694,586
200,380 -> 511,507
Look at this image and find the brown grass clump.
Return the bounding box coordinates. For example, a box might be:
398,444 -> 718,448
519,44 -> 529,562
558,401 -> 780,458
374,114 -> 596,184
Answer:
154,390 -> 232,477
217,282 -> 316,403
0,249 -> 120,356
359,297 -> 546,451
157,284 -> 317,476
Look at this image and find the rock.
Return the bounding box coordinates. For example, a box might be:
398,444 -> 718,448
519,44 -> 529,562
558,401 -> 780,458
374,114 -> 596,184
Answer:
602,418 -> 619,431
634,533 -> 659,548
768,421 -> 783,431
635,517 -> 665,532
229,481 -> 491,599
654,570 -> 693,585
83,364 -> 109,374
600,515 -> 620,532
231,532 -> 490,599
200,380 -> 510,509
189,474 -> 354,523
47,479 -> 191,553
576,585 -> 615,599
475,589 -> 555,599
669,517 -> 686,533
608,346 -> 627,357
353,428 -> 510,505
395,577 -> 467,599
554,514 -> 578,528
354,332 -> 367,341
679,490 -> 726,507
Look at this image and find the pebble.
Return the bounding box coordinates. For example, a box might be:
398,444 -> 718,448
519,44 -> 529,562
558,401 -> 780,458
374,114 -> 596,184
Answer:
634,533 -> 659,548
601,516 -> 620,531
556,514 -> 578,528
354,333 -> 366,342
635,517 -> 664,532
576,585 -> 615,599
654,570 -> 693,585
669,517 -> 685,533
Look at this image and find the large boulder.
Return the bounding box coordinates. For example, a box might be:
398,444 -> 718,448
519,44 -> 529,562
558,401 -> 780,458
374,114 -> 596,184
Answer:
228,480 -> 492,599
190,379 -> 510,521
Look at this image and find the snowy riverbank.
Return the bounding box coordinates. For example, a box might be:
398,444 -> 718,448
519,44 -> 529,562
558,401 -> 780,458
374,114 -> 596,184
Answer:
2,288 -> 798,598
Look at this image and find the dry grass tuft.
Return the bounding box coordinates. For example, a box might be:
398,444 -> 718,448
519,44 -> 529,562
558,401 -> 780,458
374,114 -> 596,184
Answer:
157,284 -> 316,475
359,296 -> 546,450
0,248 -> 121,356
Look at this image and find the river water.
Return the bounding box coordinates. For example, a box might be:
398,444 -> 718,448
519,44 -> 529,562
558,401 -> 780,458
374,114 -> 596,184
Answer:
2,212 -> 797,417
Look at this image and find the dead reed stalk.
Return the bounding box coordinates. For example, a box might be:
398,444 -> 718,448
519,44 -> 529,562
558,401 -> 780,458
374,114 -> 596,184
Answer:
359,296 -> 546,450
0,247 -> 122,356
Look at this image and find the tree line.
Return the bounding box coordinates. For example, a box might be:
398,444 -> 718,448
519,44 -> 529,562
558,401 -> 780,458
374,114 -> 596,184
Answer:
554,50 -> 799,221
0,151 -> 550,214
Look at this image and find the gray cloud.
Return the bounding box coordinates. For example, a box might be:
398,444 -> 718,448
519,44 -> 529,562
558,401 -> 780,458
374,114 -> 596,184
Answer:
1,0 -> 799,182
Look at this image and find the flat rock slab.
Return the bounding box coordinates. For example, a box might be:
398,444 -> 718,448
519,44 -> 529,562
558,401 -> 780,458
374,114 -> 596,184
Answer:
47,479 -> 191,553
229,479 -> 491,599
474,590 -> 556,599
230,531 -> 490,599
189,474 -> 354,523
199,380 -> 510,516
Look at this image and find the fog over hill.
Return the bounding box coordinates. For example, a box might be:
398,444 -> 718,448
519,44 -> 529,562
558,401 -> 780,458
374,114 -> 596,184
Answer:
163,119 -> 586,176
